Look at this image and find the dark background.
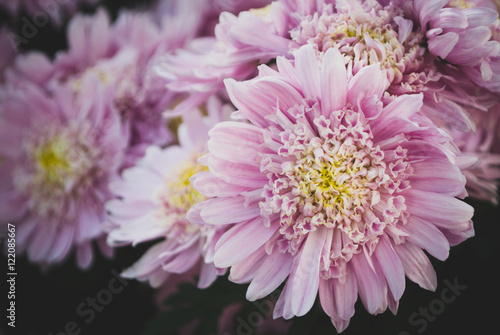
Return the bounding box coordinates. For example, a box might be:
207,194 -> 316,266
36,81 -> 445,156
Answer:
1,1 -> 499,334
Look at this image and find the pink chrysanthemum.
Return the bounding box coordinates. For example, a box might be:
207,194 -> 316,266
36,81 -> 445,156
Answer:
0,75 -> 125,268
189,45 -> 475,332
451,106 -> 500,204
418,0 -> 500,93
159,0 -> 499,132
53,8 -> 181,166
106,98 -> 232,289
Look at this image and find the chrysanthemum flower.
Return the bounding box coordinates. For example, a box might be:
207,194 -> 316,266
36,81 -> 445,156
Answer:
0,2 -> 221,269
159,0 -> 499,132
106,98 -> 232,289
451,106 -> 500,204
418,0 -> 500,93
53,8 -> 179,166
0,75 -> 125,268
189,45 -> 475,332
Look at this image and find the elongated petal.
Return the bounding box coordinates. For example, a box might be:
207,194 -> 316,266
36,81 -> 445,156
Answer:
291,229 -> 326,316
373,235 -> 406,301
215,218 -> 278,267
321,47 -> 347,115
351,248 -> 383,314
402,216 -> 450,261
404,189 -> 474,225
247,250 -> 293,300
200,196 -> 261,225
394,242 -> 437,291
296,44 -> 321,98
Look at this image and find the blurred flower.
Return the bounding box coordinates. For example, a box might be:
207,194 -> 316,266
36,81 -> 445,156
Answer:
0,3 -> 212,269
418,0 -> 500,93
106,97 -> 233,289
451,106 -> 500,204
0,75 -> 125,268
53,8 -> 178,167
189,45 -> 475,332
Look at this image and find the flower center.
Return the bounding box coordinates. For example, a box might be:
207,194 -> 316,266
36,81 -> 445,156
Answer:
290,2 -> 425,84
250,4 -> 272,22
260,104 -> 410,263
155,152 -> 208,238
15,125 -> 96,218
35,136 -> 73,185
448,0 -> 474,9
70,68 -> 112,92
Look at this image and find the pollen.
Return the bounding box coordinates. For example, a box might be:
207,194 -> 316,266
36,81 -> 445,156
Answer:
155,152 -> 209,237
260,106 -> 410,257
449,0 -> 474,9
165,159 -> 208,212
34,136 -> 73,185
290,2 -> 426,84
249,5 -> 272,21
15,125 -> 96,218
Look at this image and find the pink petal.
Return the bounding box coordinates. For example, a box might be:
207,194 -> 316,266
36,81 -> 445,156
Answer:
208,121 -> 263,166
464,7 -> 498,27
190,171 -> 251,197
409,158 -> 466,196
404,189 -> 474,225
319,278 -> 335,318
373,235 -> 406,301
247,250 -> 293,300
321,47 -> 347,115
215,218 -> 278,267
394,242 -> 437,291
330,316 -> 350,333
198,262 -> 219,289
162,243 -> 201,274
429,8 -> 468,29
76,242 -> 93,269
47,225 -> 75,263
347,64 -> 388,107
291,228 -> 327,316
296,44 -> 321,98
122,241 -> 168,278
207,154 -> 268,187
351,247 -> 383,314
28,224 -> 56,263
200,196 -> 261,225
402,216 -> 450,261
382,94 -> 423,119
333,272 -> 358,320
229,246 -> 268,284
415,0 -> 447,28
427,32 -> 459,59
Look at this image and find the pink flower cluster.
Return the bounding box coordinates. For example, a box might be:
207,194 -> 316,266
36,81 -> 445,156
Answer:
0,0 -> 499,333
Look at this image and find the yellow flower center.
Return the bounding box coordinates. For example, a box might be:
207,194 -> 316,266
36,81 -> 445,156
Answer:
249,5 -> 272,22
155,151 -> 209,237
15,125 -> 96,218
165,159 -> 208,212
34,136 -> 73,186
449,0 -> 474,9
